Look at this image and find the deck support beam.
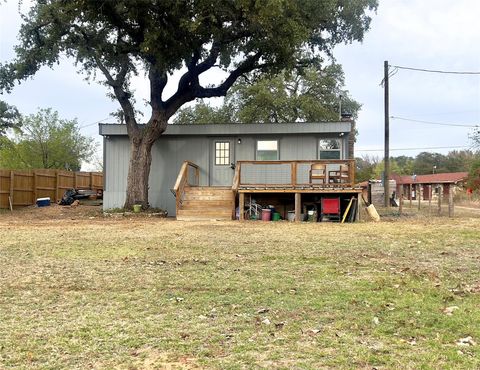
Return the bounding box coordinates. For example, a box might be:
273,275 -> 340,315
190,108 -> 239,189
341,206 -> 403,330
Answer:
239,192 -> 245,221
295,193 -> 301,222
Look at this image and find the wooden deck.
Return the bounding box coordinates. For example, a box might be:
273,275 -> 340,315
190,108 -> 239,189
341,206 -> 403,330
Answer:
173,159 -> 360,221
232,160 -> 360,221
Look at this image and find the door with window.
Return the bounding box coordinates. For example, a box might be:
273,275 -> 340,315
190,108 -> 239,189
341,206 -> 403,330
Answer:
210,139 -> 235,186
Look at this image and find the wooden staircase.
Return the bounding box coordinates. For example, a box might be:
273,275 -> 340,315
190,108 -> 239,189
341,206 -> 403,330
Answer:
176,186 -> 235,221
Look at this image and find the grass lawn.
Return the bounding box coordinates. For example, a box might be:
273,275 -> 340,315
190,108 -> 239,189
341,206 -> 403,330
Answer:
0,207 -> 479,368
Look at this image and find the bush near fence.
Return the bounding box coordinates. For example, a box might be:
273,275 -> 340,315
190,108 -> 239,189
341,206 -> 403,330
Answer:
0,169 -> 103,209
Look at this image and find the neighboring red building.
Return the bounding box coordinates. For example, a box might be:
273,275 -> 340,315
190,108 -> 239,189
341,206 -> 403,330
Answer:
391,172 -> 468,200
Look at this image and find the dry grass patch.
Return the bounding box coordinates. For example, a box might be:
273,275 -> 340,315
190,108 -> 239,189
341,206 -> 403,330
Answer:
0,209 -> 479,368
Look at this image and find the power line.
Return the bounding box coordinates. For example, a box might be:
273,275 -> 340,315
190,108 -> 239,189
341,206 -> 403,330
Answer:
78,117 -> 110,129
391,116 -> 479,128
405,109 -> 480,117
390,65 -> 480,75
356,145 -> 470,152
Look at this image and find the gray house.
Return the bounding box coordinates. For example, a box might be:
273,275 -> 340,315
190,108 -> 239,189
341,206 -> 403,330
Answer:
99,120 -> 361,221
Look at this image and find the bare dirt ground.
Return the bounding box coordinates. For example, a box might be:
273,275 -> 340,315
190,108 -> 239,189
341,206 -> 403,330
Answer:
1,203 -> 103,221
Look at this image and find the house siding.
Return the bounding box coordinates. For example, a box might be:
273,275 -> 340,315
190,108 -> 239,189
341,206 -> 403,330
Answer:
101,123 -> 354,215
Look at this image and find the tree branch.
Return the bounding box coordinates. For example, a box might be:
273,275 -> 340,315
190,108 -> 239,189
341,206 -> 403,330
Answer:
149,67 -> 167,111
164,53 -> 262,118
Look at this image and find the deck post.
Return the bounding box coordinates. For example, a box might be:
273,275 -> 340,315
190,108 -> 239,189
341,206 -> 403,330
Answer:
295,192 -> 301,222
239,192 -> 245,221
291,162 -> 297,187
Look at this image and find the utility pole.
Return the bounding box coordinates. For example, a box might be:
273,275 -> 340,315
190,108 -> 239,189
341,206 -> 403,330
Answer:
384,60 -> 390,207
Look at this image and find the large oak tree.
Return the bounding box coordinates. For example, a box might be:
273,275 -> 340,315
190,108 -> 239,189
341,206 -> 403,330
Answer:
0,0 -> 377,208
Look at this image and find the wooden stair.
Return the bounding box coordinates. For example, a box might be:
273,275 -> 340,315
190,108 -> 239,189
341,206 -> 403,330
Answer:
176,186 -> 235,221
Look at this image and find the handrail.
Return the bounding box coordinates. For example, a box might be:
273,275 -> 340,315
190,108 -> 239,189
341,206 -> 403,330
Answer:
172,161 -> 200,213
236,159 -> 355,165
236,159 -> 356,188
173,161 -> 199,194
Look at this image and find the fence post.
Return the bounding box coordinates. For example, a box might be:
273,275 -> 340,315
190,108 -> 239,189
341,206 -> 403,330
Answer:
417,184 -> 421,211
437,186 -> 442,215
55,170 -> 59,202
448,185 -> 454,218
9,170 -> 14,207
33,170 -> 37,203
428,185 -> 432,213
90,172 -> 93,190
409,184 -> 412,208
399,193 -> 403,215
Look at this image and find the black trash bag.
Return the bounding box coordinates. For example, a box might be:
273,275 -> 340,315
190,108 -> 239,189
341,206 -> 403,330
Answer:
59,188 -> 77,206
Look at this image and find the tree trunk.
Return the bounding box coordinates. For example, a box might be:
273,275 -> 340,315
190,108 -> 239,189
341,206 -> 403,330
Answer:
124,137 -> 154,210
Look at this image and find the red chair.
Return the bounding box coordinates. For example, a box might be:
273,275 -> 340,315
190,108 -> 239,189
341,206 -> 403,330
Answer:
320,197 -> 341,222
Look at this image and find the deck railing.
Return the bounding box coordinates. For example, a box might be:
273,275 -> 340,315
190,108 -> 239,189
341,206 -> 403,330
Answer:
235,159 -> 355,188
172,161 -> 200,211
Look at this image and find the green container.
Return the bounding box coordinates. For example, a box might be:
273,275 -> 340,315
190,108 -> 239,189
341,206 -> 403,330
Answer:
272,212 -> 281,221
133,204 -> 142,213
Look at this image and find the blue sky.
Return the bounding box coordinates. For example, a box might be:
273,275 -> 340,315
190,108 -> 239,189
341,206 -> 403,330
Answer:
1,0 -> 479,169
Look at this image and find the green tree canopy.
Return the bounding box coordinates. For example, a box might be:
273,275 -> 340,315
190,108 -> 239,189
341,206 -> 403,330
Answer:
1,0 -> 378,208
174,64 -> 361,124
0,100 -> 21,136
467,158 -> 480,190
0,108 -> 95,171
355,155 -> 379,183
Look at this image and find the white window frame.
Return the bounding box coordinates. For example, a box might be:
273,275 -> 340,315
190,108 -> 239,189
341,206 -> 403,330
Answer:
318,138 -> 342,160
256,140 -> 279,160
214,141 -> 230,166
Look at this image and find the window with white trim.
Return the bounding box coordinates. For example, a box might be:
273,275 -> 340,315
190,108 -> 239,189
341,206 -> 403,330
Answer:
256,140 -> 278,160
319,139 -> 342,159
215,141 -> 230,165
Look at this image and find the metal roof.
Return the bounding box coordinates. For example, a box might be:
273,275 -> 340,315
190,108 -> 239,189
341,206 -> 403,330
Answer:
392,172 -> 469,185
99,122 -> 352,136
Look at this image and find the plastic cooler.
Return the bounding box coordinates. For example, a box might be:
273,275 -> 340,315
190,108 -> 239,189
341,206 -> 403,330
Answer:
36,197 -> 51,207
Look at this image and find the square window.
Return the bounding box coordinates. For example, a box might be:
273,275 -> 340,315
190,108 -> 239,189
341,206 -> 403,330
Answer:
257,140 -> 278,160
319,139 -> 342,159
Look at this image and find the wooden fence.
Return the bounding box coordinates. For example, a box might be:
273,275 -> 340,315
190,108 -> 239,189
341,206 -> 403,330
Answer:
0,169 -> 103,209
